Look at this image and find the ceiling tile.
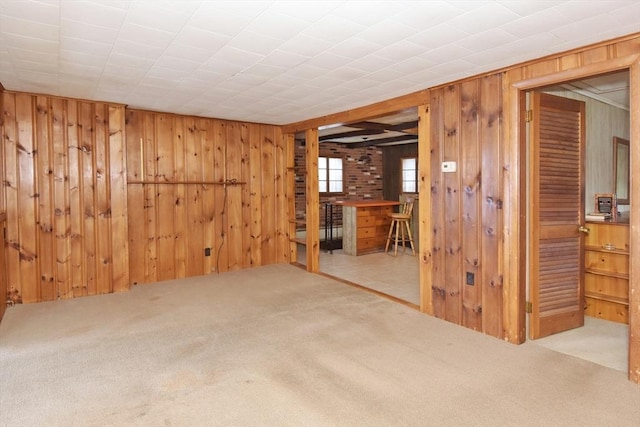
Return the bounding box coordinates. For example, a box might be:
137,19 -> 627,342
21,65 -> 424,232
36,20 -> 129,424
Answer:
1,0 -> 637,125
60,0 -> 127,29
0,0 -> 59,25
226,30 -> 284,55
60,19 -> 120,45
448,2 -> 521,34
118,23 -> 175,49
1,15 -> 58,40
174,25 -> 232,51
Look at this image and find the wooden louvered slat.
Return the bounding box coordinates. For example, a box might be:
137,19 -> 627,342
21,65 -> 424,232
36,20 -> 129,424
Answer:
529,92 -> 585,339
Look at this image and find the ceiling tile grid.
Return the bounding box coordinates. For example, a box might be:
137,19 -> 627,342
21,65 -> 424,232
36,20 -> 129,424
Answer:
0,0 -> 638,124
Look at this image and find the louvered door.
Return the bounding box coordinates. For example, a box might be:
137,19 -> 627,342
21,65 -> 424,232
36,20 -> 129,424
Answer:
529,92 -> 585,339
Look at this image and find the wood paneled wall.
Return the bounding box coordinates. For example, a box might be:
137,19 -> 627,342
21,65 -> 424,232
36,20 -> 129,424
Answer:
125,109 -> 288,284
428,75 -> 504,337
1,92 -> 129,303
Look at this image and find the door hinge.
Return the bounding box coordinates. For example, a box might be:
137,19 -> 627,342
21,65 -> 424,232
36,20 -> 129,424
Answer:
525,110 -> 533,123
525,301 -> 533,313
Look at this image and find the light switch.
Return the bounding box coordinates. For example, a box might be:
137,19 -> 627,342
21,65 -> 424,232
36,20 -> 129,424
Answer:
441,161 -> 457,173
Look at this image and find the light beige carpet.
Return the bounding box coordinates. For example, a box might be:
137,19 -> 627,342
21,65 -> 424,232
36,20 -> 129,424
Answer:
1,264 -> 639,427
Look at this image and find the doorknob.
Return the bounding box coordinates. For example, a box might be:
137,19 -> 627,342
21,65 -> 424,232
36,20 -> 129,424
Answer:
578,226 -> 590,234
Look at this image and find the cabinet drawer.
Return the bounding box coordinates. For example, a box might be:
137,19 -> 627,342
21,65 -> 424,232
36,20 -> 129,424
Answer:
358,216 -> 376,227
357,237 -> 381,250
357,207 -> 377,217
357,226 -> 376,238
585,251 -> 628,275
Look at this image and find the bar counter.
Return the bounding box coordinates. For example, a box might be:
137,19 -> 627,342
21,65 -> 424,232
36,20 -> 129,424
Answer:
335,200 -> 400,255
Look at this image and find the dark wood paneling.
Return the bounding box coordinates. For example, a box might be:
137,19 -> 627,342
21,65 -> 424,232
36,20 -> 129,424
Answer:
382,143 -> 417,202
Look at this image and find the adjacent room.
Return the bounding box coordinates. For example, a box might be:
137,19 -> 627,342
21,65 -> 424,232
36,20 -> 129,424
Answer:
1,1 -> 639,425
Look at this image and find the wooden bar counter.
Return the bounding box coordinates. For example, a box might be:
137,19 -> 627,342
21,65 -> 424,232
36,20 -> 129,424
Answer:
335,200 -> 400,255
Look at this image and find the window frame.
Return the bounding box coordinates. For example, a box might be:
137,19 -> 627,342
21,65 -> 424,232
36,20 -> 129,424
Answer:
401,157 -> 418,194
318,156 -> 344,195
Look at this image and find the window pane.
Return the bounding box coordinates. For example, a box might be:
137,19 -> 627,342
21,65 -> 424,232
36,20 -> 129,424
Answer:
403,182 -> 416,193
318,157 -> 343,193
329,181 -> 343,192
403,170 -> 416,181
328,158 -> 342,169
329,169 -> 342,180
402,158 -> 416,170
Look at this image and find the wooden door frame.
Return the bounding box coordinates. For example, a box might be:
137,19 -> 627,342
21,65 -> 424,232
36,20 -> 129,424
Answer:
505,54 -> 640,382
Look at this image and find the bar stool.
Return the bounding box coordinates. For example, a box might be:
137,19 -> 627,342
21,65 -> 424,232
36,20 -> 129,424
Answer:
384,198 -> 416,256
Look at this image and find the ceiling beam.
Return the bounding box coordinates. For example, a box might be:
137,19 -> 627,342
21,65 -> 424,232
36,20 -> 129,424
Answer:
348,120 -> 418,133
345,134 -> 418,148
319,128 -> 385,141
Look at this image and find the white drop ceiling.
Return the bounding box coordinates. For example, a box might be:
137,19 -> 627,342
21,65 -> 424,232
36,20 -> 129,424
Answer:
0,0 -> 638,126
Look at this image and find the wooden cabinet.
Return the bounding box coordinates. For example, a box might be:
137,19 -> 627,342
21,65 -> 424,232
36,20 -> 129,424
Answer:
339,200 -> 398,255
584,221 -> 629,324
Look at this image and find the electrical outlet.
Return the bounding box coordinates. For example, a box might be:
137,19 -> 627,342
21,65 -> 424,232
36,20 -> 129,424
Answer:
204,248 -> 211,257
466,272 -> 474,286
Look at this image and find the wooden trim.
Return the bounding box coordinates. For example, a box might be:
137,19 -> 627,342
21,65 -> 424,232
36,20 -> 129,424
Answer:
628,58 -> 640,383
505,47 -> 639,381
285,133 -> 298,263
282,89 -> 429,133
316,271 -> 420,311
417,104 -> 433,315
501,74 -> 528,344
305,128 -> 320,272
512,54 -> 639,90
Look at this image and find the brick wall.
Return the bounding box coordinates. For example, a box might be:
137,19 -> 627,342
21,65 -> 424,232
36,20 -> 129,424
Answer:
294,141 -> 384,229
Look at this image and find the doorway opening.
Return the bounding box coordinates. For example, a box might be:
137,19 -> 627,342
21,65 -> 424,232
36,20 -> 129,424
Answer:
525,70 -> 630,372
293,108 -> 421,307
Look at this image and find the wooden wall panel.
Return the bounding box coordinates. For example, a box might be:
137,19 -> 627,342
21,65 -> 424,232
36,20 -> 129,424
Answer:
274,124 -> 289,264
125,110 -> 286,284
460,80 -> 481,331
428,76 -> 504,334
443,85 -> 462,324
479,74 -> 504,339
430,89 -> 446,318
1,92 -> 129,303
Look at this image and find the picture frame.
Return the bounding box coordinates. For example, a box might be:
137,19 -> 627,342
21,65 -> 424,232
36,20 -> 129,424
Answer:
594,193 -> 616,214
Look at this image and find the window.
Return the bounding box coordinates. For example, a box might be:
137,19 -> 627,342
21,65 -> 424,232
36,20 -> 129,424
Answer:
401,157 -> 417,193
319,157 -> 343,193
